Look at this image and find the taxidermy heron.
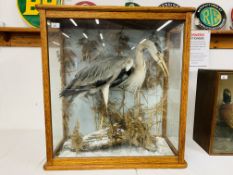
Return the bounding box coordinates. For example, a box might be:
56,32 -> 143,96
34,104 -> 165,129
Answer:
60,56 -> 134,106
60,39 -> 168,107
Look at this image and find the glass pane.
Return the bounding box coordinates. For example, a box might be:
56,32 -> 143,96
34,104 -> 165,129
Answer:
47,28 -> 64,152
166,25 -> 184,150
47,18 -> 185,157
212,73 -> 233,154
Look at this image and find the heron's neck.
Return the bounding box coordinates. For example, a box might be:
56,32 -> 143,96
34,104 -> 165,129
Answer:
135,47 -> 145,68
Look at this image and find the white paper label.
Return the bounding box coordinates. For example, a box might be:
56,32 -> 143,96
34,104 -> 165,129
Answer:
221,75 -> 228,80
190,30 -> 210,71
51,22 -> 60,28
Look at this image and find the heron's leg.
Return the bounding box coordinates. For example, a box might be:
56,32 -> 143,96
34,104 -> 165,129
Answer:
134,90 -> 141,119
99,114 -> 104,129
122,89 -> 125,117
101,83 -> 113,126
106,106 -> 114,127
101,84 -> 110,108
118,88 -> 125,114
121,89 -> 127,126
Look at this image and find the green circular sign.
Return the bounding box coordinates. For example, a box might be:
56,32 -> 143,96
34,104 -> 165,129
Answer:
195,3 -> 226,30
17,0 -> 62,28
200,7 -> 221,27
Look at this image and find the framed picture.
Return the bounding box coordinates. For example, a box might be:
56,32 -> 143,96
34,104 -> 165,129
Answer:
38,5 -> 194,169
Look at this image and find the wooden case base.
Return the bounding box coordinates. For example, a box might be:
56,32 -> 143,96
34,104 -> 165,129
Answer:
44,160 -> 187,170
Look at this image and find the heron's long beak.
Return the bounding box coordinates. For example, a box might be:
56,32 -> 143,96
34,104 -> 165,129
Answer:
149,49 -> 169,77
140,39 -> 169,77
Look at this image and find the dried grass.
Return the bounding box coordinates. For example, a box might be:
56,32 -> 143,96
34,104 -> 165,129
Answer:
92,96 -> 157,151
123,111 -> 156,151
62,98 -> 71,138
71,96 -> 166,152
92,99 -> 123,129
107,123 -> 128,146
78,38 -> 101,61
71,122 -> 83,152
63,48 -> 76,71
115,31 -> 130,55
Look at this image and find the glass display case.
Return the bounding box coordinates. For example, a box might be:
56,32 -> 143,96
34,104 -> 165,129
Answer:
194,69 -> 233,155
38,5 -> 194,169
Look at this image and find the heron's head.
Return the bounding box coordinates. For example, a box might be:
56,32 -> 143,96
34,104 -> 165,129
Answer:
138,39 -> 169,77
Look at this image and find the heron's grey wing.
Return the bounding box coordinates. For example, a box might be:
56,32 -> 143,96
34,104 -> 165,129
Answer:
110,67 -> 135,88
74,56 -> 128,86
60,76 -> 112,97
60,56 -> 129,97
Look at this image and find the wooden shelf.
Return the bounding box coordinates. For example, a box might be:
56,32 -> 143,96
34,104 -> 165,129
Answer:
210,30 -> 233,49
0,27 -> 41,47
1,27 -> 233,49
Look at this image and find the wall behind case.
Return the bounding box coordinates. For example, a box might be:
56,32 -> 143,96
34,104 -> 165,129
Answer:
0,0 -> 233,136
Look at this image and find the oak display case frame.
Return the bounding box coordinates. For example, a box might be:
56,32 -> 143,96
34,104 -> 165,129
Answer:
193,69 -> 233,155
37,5 -> 194,170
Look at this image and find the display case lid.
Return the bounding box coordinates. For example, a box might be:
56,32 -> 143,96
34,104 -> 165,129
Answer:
36,5 -> 195,13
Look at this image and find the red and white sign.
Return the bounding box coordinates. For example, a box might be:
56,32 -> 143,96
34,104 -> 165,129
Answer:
190,30 -> 211,71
